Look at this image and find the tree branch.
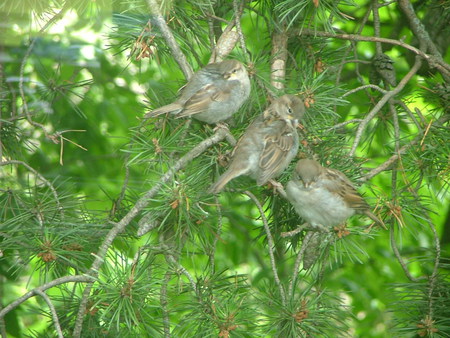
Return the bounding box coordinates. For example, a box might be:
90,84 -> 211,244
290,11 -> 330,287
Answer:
349,55 -> 422,157
271,29 -> 288,90
360,139 -> 418,182
0,275 -> 93,318
233,0 -> 249,61
288,232 -> 314,298
72,128 -> 230,337
34,290 -> 64,338
372,0 -> 383,55
342,84 -> 387,97
297,29 -> 450,76
0,160 -> 63,216
243,191 -> 286,306
397,0 -> 442,58
147,0 -> 193,79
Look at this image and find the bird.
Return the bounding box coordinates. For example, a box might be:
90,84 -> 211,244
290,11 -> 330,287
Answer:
286,159 -> 386,230
208,94 -> 305,193
144,59 -> 250,124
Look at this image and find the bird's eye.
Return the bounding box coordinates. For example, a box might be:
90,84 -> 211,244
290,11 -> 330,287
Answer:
287,107 -> 293,114
232,68 -> 238,74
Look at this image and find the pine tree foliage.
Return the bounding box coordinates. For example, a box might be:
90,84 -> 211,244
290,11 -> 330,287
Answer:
0,0 -> 449,337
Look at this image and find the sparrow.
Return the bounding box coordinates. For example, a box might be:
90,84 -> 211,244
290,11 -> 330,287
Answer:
144,59 -> 250,124
208,94 -> 305,193
286,159 -> 386,230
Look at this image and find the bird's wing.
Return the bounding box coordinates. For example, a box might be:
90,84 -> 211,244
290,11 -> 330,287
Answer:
321,168 -> 370,210
176,82 -> 233,118
321,168 -> 385,227
257,123 -> 295,184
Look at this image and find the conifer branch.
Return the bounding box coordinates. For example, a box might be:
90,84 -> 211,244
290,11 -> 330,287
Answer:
371,0 -> 383,55
397,0 -> 444,59
271,29 -> 288,90
233,0 -> 249,61
72,128 -> 230,337
0,160 -> 63,216
342,84 -> 387,97
210,195 -> 224,273
349,56 -> 422,157
147,0 -> 193,79
389,226 -> 424,282
243,191 -> 286,306
161,271 -> 172,338
398,0 -> 450,81
325,119 -> 364,132
394,99 -> 423,132
208,19 -> 238,63
288,232 -> 314,298
297,29 -> 450,77
281,223 -> 310,238
163,247 -> 197,293
19,2 -> 71,140
34,290 -> 64,338
335,5 -> 371,86
0,275 -> 93,318
360,137 -> 418,182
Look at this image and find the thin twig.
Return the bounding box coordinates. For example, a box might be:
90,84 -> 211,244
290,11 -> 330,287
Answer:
360,138 -> 419,182
147,0 -> 193,79
325,119 -> 364,132
372,0 -> 383,55
1,160 -> 63,216
288,232 -> 314,298
335,5 -> 371,86
72,128 -> 229,337
342,84 -> 387,97
394,100 -> 423,132
397,0 -> 443,59
0,275 -> 93,318
210,195 -> 223,273
34,290 -> 64,338
349,56 -> 422,157
280,223 -> 309,238
0,276 -> 7,338
388,104 -> 426,283
390,226 -> 424,282
19,3 -> 71,139
160,270 -> 172,338
243,191 -> 286,306
297,29 -> 450,76
164,249 -> 197,293
233,0 -> 249,61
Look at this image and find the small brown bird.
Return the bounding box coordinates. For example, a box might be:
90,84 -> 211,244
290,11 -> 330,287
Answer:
144,59 -> 250,124
286,159 -> 386,230
209,94 -> 305,193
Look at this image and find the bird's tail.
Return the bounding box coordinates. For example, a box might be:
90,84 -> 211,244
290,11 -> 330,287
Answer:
144,103 -> 182,119
208,167 -> 247,194
208,171 -> 235,194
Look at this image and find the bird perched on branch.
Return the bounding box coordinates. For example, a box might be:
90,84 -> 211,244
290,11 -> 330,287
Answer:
209,94 -> 305,193
286,159 -> 386,230
144,59 -> 250,124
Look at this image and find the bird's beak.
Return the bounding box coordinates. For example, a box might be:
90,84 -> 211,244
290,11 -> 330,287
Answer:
225,70 -> 239,80
285,116 -> 298,126
301,179 -> 310,188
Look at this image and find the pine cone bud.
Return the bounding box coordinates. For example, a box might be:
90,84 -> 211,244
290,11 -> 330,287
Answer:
434,83 -> 450,113
372,53 -> 397,87
210,30 -> 239,63
303,232 -> 322,269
